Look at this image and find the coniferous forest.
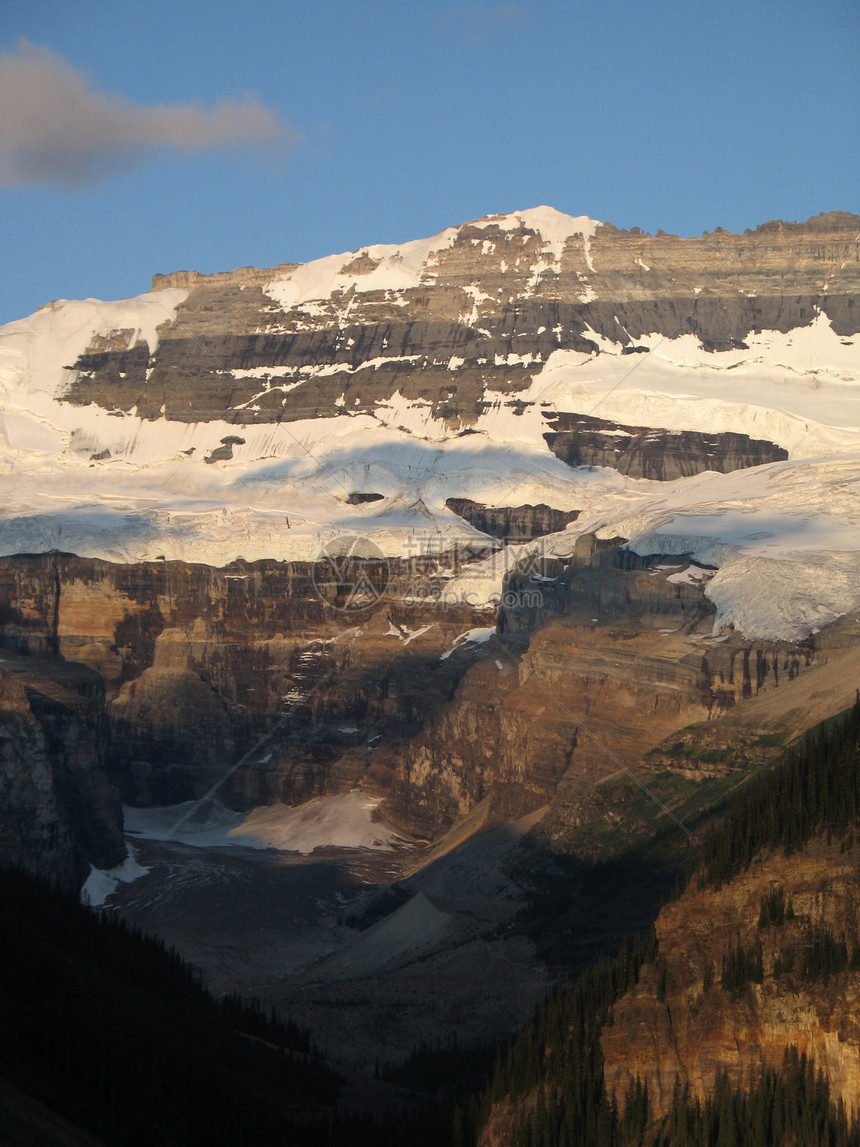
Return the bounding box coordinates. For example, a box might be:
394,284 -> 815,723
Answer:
0,866 -> 455,1146
691,693 -> 860,889
471,697 -> 860,1146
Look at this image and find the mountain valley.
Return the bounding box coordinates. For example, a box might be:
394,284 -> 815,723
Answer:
0,205 -> 859,1141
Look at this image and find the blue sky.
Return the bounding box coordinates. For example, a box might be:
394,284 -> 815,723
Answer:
1,0 -> 857,325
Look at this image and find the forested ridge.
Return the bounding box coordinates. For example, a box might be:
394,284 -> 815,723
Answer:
691,694 -> 860,889
0,865 -> 342,1145
474,699 -> 860,1146
0,867 -> 455,1146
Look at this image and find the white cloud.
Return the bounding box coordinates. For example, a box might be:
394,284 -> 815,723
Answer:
0,40 -> 297,188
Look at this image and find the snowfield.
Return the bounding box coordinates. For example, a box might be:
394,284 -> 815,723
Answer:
81,845 -> 150,908
124,791 -> 409,853
0,210 -> 858,640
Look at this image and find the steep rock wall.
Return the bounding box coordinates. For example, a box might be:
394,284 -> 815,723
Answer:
384,540 -> 816,841
0,553 -> 491,810
0,544 -> 833,849
542,412 -> 787,480
445,498 -> 580,541
60,212 -> 859,426
0,652 -> 124,889
601,837 -> 860,1117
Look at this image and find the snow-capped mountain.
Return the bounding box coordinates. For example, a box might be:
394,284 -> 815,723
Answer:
0,207 -> 858,639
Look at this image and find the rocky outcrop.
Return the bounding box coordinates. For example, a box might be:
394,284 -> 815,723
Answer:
150,264 -> 299,291
204,435 -> 245,463
0,540 -> 840,852
0,651 -> 124,890
384,539 -> 818,842
601,837 -> 860,1117
0,553 -> 491,811
542,412 -> 788,480
60,211 -> 860,425
344,492 -> 384,504
445,498 -> 580,542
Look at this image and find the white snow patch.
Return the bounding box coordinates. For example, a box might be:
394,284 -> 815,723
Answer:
124,792 -> 406,853
440,626 -> 496,660
471,206 -> 601,265
0,289 -> 187,401
461,284 -> 493,325
386,620 -> 434,644
264,227 -> 460,311
81,845 -> 149,907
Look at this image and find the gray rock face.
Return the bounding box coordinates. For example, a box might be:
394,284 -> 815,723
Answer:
345,492 -> 384,504
542,413 -> 788,480
61,211 -> 860,427
0,652 -> 124,890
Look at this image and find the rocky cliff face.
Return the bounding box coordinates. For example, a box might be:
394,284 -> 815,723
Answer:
445,498 -> 580,541
62,211 -> 859,427
0,650 -> 124,890
387,543 -> 821,842
601,836 -> 860,1117
543,412 -> 788,480
0,540 -> 825,847
0,552 -> 493,812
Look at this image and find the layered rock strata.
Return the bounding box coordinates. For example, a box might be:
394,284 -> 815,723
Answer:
0,540 -> 840,847
601,837 -> 860,1117
542,413 -> 788,480
381,538 -> 818,841
0,553 -> 490,809
62,212 -> 859,426
445,498 -> 580,542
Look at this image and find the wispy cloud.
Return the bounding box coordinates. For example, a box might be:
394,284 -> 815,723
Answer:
437,3 -> 522,43
0,40 -> 297,189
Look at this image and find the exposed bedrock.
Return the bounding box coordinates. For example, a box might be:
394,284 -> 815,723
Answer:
445,498 -> 580,542
0,652 -> 124,890
601,837 -> 860,1118
0,541 -> 833,850
61,212 -> 859,424
344,491 -> 385,504
382,538 -> 818,842
0,553 -> 490,810
543,412 -> 788,480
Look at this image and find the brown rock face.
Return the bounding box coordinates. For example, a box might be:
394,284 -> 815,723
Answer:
0,552 -> 493,812
445,498 -> 580,541
542,412 -> 788,480
381,539 -> 819,842
60,212 -> 860,426
0,536 -> 835,853
0,532 -> 850,866
601,837 -> 860,1118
